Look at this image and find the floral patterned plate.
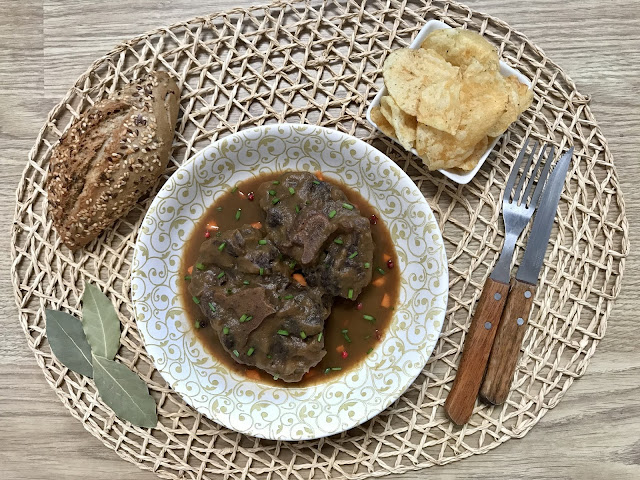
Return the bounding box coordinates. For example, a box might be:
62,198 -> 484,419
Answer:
131,124 -> 448,440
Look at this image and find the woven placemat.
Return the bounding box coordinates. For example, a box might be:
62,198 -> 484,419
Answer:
11,0 -> 629,478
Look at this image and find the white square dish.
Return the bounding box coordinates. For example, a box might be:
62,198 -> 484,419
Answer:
366,20 -> 532,185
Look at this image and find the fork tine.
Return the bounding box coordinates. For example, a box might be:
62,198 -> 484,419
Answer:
505,137 -> 530,199
530,144 -> 556,207
513,141 -> 538,204
522,143 -> 548,204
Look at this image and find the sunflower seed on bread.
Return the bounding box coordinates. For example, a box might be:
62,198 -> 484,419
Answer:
47,71 -> 179,249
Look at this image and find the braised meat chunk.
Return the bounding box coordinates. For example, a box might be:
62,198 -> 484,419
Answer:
189,226 -> 330,382
188,172 -> 378,382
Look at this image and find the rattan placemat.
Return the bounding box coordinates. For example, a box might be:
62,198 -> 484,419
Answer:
11,0 -> 629,478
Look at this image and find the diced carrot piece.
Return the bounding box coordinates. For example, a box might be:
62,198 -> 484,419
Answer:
381,293 -> 391,308
293,273 -> 307,286
383,253 -> 391,262
251,222 -> 262,229
187,265 -> 193,275
336,344 -> 345,353
315,170 -> 324,181
245,369 -> 261,380
372,277 -> 385,287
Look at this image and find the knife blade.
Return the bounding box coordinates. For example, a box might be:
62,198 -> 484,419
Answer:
515,147 -> 574,285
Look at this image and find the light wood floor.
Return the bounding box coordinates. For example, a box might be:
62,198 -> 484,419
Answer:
1,1 -> 639,479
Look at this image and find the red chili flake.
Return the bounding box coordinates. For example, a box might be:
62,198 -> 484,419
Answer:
369,214 -> 378,225
204,231 -> 211,238
356,302 -> 363,310
247,192 -> 255,201
386,259 -> 394,269
375,329 -> 382,341
341,350 -> 349,359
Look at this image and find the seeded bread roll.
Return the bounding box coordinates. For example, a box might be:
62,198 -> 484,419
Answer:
47,71 -> 180,249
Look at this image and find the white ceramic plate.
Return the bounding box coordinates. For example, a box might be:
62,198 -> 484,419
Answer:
131,124 -> 448,440
366,20 -> 532,184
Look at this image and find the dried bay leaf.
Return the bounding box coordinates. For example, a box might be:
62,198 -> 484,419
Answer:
92,355 -> 157,428
82,283 -> 120,359
46,309 -> 93,377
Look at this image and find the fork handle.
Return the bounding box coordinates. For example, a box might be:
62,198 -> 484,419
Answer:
480,279 -> 536,405
444,277 -> 509,425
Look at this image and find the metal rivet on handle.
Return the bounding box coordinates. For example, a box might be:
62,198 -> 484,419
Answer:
524,290 -> 532,299
517,317 -> 525,326
484,322 -> 492,330
494,293 -> 502,301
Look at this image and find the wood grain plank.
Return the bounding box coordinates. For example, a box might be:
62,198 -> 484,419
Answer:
1,0 -> 639,479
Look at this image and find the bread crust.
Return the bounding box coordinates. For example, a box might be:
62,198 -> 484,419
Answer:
47,71 -> 179,249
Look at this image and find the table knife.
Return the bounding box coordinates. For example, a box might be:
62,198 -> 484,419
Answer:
480,147 -> 574,405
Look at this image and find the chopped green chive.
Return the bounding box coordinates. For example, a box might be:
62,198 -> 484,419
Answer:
324,368 -> 331,374
273,374 -> 279,380
267,354 -> 272,359
216,231 -> 222,237
377,267 -> 386,275
196,262 -> 205,270
288,260 -> 296,269
364,334 -> 371,340
195,320 -> 201,329
367,348 -> 373,354
318,332 -> 323,342
233,349 -> 240,357
348,288 -> 353,299
184,275 -> 192,281
218,242 -> 226,251
295,204 -> 301,213
235,209 -> 242,220
342,203 -> 354,210
288,187 -> 295,195
341,329 -> 352,343
217,271 -> 225,279
258,239 -> 267,245
243,280 -> 250,285
331,367 -> 342,371
216,206 -> 223,212
348,252 -> 358,259
208,302 -> 216,312
231,186 -> 238,193
259,268 -> 264,276
226,288 -> 232,294
247,347 -> 255,356
273,180 -> 280,185
277,329 -> 289,336
334,238 -> 343,244
239,314 -> 248,323
192,296 -> 200,304
363,314 -> 376,322
223,326 -> 230,335
268,189 -> 276,196
364,262 -> 371,269
305,200 -> 310,205
284,294 -> 294,300
272,197 -> 280,205
328,210 -> 337,219
313,180 -> 320,185
300,331 -> 307,339
246,315 -> 253,322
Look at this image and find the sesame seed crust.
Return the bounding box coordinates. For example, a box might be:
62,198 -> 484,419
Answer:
46,71 -> 180,249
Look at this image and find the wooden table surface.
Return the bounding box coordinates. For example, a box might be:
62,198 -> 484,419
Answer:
1,1 -> 638,479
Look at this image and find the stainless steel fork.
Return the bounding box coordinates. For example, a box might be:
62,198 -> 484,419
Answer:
444,138 -> 555,425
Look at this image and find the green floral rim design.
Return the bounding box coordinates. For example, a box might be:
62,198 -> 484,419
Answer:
131,124 -> 448,440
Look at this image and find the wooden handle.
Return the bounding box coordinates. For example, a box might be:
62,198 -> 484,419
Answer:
480,279 -> 536,405
444,277 -> 510,425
